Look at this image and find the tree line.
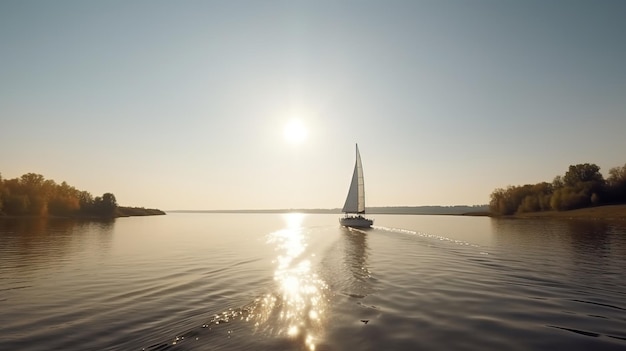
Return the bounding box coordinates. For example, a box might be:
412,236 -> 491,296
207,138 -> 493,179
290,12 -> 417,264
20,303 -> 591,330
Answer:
490,163 -> 626,216
0,172 -> 118,217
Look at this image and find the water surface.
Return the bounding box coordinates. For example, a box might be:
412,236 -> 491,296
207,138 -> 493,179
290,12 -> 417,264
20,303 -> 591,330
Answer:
1,214 -> 625,350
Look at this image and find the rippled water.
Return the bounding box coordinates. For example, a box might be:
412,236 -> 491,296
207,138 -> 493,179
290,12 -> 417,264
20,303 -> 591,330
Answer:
1,214 -> 625,350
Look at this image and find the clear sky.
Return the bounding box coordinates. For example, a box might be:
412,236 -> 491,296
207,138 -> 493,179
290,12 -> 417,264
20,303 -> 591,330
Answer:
2,1 -> 625,210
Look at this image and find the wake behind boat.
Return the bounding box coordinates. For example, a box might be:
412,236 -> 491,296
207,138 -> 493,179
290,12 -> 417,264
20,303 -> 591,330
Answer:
340,144 -> 373,228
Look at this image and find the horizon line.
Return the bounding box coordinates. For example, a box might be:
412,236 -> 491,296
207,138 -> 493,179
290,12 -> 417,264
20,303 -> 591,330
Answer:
165,204 -> 488,213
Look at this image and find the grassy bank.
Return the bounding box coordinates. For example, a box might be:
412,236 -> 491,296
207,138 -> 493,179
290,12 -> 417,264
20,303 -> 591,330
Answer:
463,204 -> 626,220
116,207 -> 166,217
511,204 -> 626,220
1,207 -> 166,219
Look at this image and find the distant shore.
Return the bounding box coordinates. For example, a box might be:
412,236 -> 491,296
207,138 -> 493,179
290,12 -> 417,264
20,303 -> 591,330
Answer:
465,204 -> 626,220
116,206 -> 166,217
0,206 -> 166,219
169,205 -> 489,216
164,205 -> 626,220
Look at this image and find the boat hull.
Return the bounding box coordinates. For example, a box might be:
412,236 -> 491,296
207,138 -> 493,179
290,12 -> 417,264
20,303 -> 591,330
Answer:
339,216 -> 373,228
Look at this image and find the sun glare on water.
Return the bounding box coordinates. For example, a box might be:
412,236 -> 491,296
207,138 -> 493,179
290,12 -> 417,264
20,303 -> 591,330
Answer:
283,119 -> 308,144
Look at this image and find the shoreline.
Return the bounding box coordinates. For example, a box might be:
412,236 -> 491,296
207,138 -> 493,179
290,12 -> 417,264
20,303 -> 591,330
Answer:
0,206 -> 166,219
472,204 -> 626,220
5,205 -> 624,220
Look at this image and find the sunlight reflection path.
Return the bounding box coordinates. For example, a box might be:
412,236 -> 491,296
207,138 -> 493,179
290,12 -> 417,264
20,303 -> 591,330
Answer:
167,214 -> 330,350
262,213 -> 328,350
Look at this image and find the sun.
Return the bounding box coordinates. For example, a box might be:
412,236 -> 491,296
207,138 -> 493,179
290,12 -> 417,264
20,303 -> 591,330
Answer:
283,119 -> 308,144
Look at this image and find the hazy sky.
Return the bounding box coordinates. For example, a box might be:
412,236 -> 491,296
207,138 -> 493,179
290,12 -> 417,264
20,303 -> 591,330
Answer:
2,1 -> 625,210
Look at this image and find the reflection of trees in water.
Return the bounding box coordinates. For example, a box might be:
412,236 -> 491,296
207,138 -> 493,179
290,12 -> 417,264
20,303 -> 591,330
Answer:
608,222 -> 626,258
491,218 -> 569,243
0,218 -> 115,272
491,218 -> 620,258
562,220 -> 626,291
2,218 -> 74,261
563,220 -> 626,271
77,219 -> 116,253
490,218 -> 572,261
564,220 -> 611,253
491,218 -> 626,286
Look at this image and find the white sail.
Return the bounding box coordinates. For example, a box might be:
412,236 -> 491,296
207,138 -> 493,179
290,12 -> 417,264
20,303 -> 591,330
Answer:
342,144 -> 366,214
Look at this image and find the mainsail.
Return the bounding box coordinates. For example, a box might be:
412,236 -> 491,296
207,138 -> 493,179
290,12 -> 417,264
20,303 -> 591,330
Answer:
342,144 -> 365,214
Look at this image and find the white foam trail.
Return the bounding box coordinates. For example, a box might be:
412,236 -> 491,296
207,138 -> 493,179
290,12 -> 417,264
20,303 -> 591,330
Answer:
372,225 -> 483,249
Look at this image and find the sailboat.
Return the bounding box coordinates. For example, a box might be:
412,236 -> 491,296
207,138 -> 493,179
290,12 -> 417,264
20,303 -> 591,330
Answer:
340,144 -> 374,228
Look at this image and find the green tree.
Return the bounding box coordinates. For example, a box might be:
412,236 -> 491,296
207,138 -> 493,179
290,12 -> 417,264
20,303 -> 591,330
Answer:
18,173 -> 50,215
48,181 -> 81,216
491,161 -> 626,214
4,194 -> 30,215
0,172 -> 130,218
563,163 -> 604,186
0,172 -> 3,213
489,183 -> 552,215
550,163 -> 605,210
606,163 -> 626,202
489,188 -> 507,215
20,173 -> 45,188
78,191 -> 94,213
92,192 -> 118,216
519,195 -> 539,213
552,175 -> 564,190
550,189 -> 562,210
101,193 -> 118,215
